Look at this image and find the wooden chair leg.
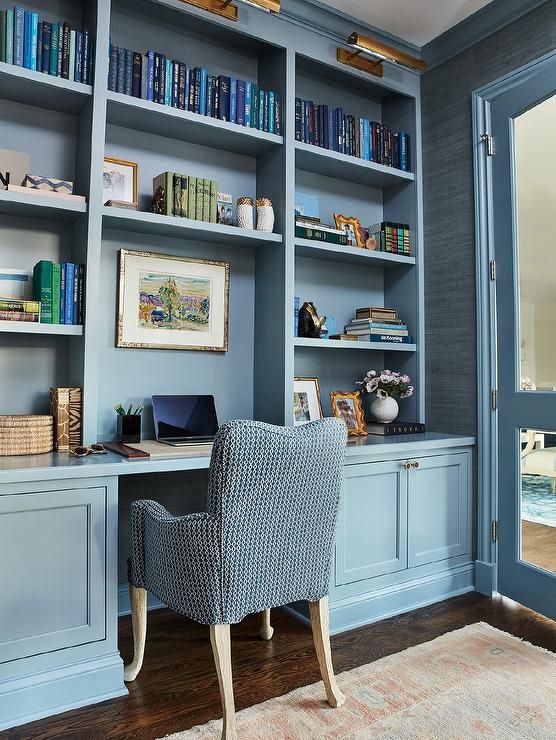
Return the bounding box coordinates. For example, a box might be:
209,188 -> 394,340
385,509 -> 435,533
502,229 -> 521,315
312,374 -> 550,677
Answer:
124,584 -> 147,682
260,608 -> 274,640
210,624 -> 237,740
309,596 -> 345,708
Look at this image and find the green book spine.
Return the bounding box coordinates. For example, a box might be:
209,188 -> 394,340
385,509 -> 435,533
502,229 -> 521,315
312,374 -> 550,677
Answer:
195,179 -> 204,221
0,11 -> 6,63
51,263 -> 61,324
6,9 -> 13,64
180,175 -> 188,219
209,180 -> 217,223
33,260 -> 53,323
49,24 -> 59,76
173,173 -> 182,217
165,172 -> 173,216
295,225 -> 348,245
188,177 -> 197,220
202,179 -> 210,222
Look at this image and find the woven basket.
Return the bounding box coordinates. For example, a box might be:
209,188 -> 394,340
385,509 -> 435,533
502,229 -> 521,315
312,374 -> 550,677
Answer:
0,415 -> 54,456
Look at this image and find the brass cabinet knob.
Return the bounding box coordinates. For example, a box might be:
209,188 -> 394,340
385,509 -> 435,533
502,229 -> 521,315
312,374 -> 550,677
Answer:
412,460 -> 420,469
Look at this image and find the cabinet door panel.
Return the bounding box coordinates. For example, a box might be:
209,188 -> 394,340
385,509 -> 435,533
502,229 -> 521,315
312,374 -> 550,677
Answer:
408,453 -> 470,567
336,461 -> 407,586
0,487 -> 106,663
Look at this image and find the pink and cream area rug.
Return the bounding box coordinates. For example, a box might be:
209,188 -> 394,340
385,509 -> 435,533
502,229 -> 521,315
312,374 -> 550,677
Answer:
164,622 -> 555,739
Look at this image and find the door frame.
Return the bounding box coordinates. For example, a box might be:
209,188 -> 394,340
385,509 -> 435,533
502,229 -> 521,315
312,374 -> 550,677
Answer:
472,50 -> 556,596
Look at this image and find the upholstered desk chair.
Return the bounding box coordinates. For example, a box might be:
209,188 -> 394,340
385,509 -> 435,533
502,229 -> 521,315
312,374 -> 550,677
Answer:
125,418 -> 347,740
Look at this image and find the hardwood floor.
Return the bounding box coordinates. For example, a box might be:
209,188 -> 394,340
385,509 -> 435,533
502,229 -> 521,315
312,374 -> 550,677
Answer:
4,593 -> 555,740
522,520 -> 556,573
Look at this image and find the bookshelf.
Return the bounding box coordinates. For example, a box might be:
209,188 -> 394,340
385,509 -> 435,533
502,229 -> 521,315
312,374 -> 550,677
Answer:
0,0 -> 423,442
0,320 -> 83,335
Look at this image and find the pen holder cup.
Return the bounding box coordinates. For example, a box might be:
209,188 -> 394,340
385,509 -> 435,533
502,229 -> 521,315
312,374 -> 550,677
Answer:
117,415 -> 141,444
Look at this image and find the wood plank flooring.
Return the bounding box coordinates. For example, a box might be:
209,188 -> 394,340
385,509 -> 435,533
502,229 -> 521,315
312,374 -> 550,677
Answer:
4,593 -> 555,740
523,520 -> 556,573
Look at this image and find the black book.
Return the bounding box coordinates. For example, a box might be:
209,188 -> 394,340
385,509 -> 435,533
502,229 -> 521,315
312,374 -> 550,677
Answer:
108,43 -> 118,91
82,30 -> 90,85
116,46 -> 125,94
188,68 -> 197,111
153,53 -> 161,103
77,264 -> 85,325
295,97 -> 302,141
275,93 -> 282,136
178,62 -> 186,110
132,51 -> 142,98
61,22 -> 70,79
366,422 -> 426,436
171,60 -> 179,108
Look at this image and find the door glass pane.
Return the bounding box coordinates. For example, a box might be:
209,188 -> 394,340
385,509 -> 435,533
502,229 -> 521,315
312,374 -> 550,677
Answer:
520,428 -> 556,573
515,95 -> 556,391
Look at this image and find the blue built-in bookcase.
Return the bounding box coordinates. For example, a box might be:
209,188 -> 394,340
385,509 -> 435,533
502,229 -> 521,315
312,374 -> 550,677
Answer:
0,0 -> 423,442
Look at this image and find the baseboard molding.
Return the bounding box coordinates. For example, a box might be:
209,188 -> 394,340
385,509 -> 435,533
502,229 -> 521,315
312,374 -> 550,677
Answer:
0,653 -> 126,732
118,583 -> 165,616
474,560 -> 496,596
287,564 -> 475,634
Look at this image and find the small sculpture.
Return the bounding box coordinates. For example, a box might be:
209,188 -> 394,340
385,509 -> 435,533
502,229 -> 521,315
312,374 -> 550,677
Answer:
298,301 -> 326,339
236,197 -> 254,229
256,197 -> 275,232
152,185 -> 165,215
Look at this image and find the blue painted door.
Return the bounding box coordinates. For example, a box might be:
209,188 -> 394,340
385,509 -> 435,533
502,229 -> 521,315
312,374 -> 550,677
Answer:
336,460 -> 408,585
492,56 -> 556,620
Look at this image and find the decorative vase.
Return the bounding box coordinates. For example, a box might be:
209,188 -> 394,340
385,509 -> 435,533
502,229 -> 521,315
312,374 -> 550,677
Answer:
236,197 -> 254,229
369,395 -> 399,424
117,414 -> 141,443
256,197 -> 275,232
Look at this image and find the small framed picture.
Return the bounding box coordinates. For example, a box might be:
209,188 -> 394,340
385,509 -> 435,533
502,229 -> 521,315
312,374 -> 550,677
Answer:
333,214 -> 365,248
103,157 -> 138,206
293,377 -> 323,426
329,390 -> 368,436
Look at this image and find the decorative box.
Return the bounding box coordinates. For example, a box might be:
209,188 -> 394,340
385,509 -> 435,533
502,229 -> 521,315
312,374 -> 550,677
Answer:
24,175 -> 74,194
0,149 -> 30,188
104,199 -> 137,210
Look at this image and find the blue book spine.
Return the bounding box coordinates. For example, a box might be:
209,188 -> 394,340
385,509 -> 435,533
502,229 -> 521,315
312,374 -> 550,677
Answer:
30,12 -> 38,71
64,263 -> 74,325
23,11 -> 31,68
75,32 -> 83,82
230,78 -> 237,123
328,106 -> 334,150
294,296 -> 300,337
363,119 -> 370,160
59,264 -> 66,325
158,54 -> 166,105
165,59 -> 172,106
369,335 -> 413,344
107,42 -> 117,90
124,48 -> 133,95
146,50 -> 154,102
400,131 -> 408,171
116,47 -> 125,93
185,66 -> 191,110
236,79 -> 245,125
217,75 -> 230,121
72,264 -> 79,323
36,21 -> 42,72
268,92 -> 275,134
6,9 -> 14,65
244,81 -> 252,127
171,61 -> 179,108
259,88 -> 265,131
14,7 -> 24,67
206,75 -> 214,117
199,67 -> 207,114
40,21 -> 51,74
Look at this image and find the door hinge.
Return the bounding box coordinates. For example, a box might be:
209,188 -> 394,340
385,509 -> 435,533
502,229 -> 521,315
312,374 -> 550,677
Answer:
490,259 -> 496,280
491,388 -> 498,410
481,132 -> 495,156
491,520 -> 498,542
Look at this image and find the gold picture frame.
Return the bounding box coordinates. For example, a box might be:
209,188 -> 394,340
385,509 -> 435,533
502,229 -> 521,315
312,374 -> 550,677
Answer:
293,377 -> 323,426
117,249 -> 229,352
329,390 -> 368,436
103,156 -> 138,206
333,213 -> 365,248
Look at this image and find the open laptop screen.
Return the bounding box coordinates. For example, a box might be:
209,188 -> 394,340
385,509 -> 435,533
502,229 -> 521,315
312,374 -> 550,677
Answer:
152,395 -> 218,440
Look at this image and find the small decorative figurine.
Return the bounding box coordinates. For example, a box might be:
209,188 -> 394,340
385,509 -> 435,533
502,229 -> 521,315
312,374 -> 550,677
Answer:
236,197 -> 254,229
298,301 -> 326,339
256,196 -> 274,232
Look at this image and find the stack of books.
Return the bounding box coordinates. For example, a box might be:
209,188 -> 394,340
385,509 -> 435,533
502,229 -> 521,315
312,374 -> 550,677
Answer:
0,6 -> 94,84
33,260 -> 85,325
108,48 -> 282,135
295,98 -> 411,172
344,307 -> 412,344
368,222 -> 411,255
295,215 -> 347,245
152,172 -> 220,223
0,298 -> 40,323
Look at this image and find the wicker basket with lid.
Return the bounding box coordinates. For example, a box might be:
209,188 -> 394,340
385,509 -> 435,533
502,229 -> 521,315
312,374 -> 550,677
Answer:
0,415 -> 54,456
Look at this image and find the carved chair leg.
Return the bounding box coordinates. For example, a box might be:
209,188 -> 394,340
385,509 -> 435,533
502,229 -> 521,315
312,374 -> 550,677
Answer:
308,596 -> 345,708
124,584 -> 147,682
210,624 -> 237,740
260,608 -> 274,640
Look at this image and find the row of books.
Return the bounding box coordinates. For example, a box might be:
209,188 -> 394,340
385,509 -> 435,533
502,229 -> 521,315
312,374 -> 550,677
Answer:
33,260 -> 85,325
152,172 -> 231,224
0,298 -> 41,323
342,307 -> 412,344
295,216 -> 347,246
368,222 -> 411,255
295,99 -> 411,171
0,6 -> 93,84
108,46 -> 282,135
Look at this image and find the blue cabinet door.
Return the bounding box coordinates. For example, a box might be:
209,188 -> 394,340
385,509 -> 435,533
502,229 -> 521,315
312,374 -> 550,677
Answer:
335,460 -> 408,586
407,453 -> 470,567
0,487 -> 106,664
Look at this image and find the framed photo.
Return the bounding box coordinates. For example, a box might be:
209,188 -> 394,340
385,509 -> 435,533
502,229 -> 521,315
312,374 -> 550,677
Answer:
329,390 -> 368,436
333,214 -> 365,248
117,249 -> 229,352
103,157 -> 138,206
293,377 -> 323,426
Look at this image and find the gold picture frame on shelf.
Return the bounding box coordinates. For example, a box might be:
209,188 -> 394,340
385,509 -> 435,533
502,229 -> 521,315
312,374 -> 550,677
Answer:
333,213 -> 365,248
117,249 -> 229,352
103,157 -> 138,207
293,377 -> 323,426
329,390 -> 368,436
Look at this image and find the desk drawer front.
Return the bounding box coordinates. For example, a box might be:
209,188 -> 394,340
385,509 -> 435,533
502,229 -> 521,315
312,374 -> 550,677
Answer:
0,487 -> 106,664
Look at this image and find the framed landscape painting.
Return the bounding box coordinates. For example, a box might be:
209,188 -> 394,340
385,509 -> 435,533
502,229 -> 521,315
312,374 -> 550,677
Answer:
117,249 -> 229,352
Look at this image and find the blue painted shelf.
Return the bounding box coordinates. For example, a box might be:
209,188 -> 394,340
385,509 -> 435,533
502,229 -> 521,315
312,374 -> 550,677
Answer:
0,189 -> 87,221
0,61 -> 92,114
294,337 -> 417,352
295,238 -> 415,266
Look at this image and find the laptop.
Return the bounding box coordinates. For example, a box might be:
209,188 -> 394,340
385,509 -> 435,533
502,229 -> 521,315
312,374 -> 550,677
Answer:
152,395 -> 218,446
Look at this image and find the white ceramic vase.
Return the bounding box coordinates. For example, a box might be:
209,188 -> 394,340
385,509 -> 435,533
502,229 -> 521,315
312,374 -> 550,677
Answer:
236,197 -> 254,229
370,395 -> 399,423
256,197 -> 275,232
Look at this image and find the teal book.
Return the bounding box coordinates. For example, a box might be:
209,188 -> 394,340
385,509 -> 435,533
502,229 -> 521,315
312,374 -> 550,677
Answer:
188,177 -> 197,220
32,260 -> 53,324
30,11 -> 38,71
6,9 -> 14,64
49,23 -> 59,75
51,263 -> 61,324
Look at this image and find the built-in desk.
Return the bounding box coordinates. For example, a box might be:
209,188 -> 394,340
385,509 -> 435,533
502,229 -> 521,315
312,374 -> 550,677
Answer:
0,432 -> 474,730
